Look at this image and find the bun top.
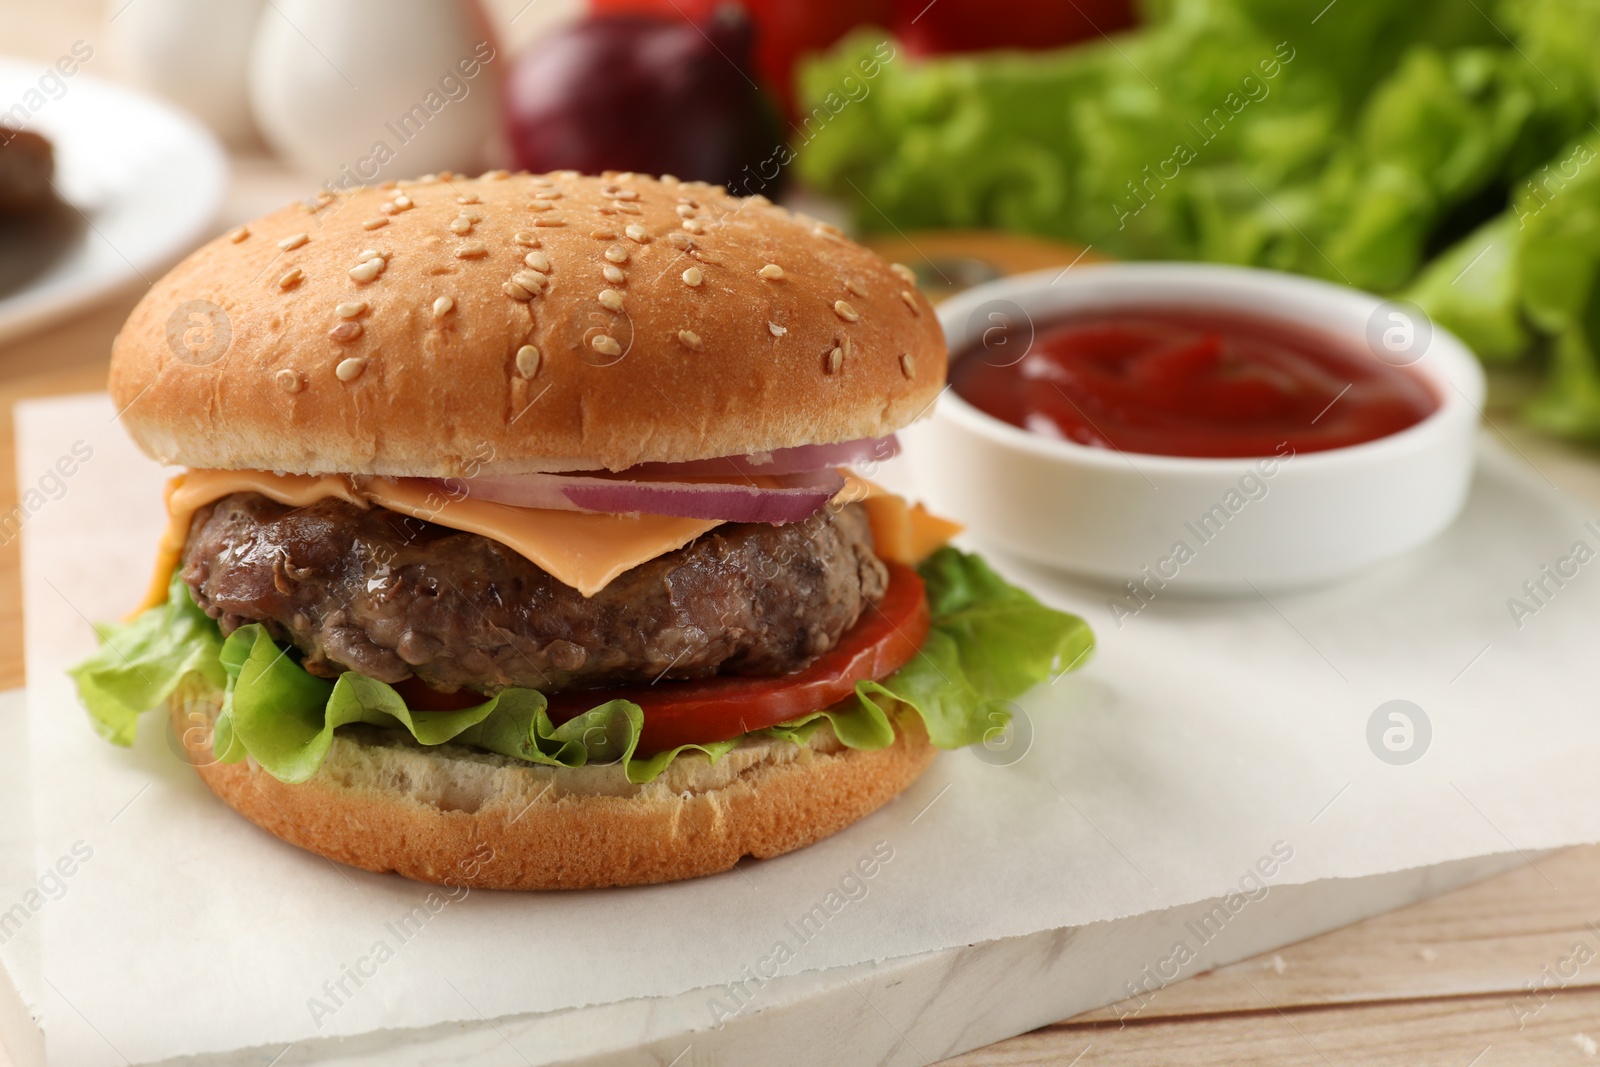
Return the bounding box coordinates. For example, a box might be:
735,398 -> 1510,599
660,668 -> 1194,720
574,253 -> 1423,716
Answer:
109,171 -> 945,476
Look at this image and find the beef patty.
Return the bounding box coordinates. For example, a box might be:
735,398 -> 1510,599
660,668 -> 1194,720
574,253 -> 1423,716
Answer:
181,493 -> 889,695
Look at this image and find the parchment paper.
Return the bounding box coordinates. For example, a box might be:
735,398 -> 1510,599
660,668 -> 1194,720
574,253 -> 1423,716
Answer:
21,393 -> 1600,1065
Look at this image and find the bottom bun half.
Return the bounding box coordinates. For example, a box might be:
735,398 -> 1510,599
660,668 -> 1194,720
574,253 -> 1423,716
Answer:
176,699 -> 936,890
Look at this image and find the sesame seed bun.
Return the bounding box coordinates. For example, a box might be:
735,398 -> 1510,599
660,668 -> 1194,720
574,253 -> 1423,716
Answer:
110,171 -> 945,476
176,697 -> 935,890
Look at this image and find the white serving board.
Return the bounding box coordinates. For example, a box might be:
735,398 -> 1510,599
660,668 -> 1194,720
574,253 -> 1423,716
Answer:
14,393 -> 1600,1065
0,689 -> 1521,1067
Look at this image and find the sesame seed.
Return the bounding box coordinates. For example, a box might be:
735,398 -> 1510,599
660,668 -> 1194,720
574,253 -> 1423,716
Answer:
846,278 -> 867,297
614,202 -> 643,215
363,217 -> 389,230
419,173 -> 437,183
455,241 -> 488,258
330,321 -> 363,342
533,213 -> 566,227
461,207 -> 483,222
278,233 -> 309,251
624,224 -> 649,242
349,258 -> 385,283
556,170 -> 580,180
682,267 -> 703,287
813,222 -> 843,237
228,226 -> 250,243
682,219 -> 706,235
275,368 -> 304,393
335,356 -> 368,381
393,195 -> 413,210
483,169 -> 510,180
599,288 -> 624,311
513,231 -> 540,247
591,334 -> 622,357
513,270 -> 547,291
531,176 -> 554,187
449,216 -> 474,235
661,174 -> 679,184
604,245 -> 629,264
891,262 -> 917,285
676,204 -> 695,218
667,231 -> 694,249
529,199 -> 555,211
358,248 -> 387,260
603,264 -> 625,283
827,347 -> 843,374
516,344 -> 541,379
380,180 -> 399,189
591,229 -> 617,240
759,264 -> 784,280
769,322 -> 787,337
900,353 -> 916,378
833,300 -> 859,322
524,250 -> 550,271
677,196 -> 700,206
503,281 -> 535,301
380,202 -> 401,216
601,186 -> 640,200
456,193 -> 480,204
278,268 -> 303,289
543,189 -> 563,200
336,301 -> 367,318
432,296 -> 454,318
900,290 -> 921,315
678,330 -> 702,350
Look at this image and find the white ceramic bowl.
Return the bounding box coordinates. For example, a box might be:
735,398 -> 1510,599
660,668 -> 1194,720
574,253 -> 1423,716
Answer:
903,262 -> 1485,594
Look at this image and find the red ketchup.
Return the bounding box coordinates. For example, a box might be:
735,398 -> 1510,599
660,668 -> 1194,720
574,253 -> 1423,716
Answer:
950,308 -> 1439,458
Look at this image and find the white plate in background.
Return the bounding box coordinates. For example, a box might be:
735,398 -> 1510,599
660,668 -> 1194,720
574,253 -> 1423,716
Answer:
0,57 -> 226,346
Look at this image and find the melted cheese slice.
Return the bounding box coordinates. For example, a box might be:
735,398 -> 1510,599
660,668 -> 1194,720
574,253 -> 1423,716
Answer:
139,470 -> 717,611
365,477 -> 717,597
839,472 -> 966,565
140,470 -> 370,614
864,496 -> 967,564
137,469 -> 963,615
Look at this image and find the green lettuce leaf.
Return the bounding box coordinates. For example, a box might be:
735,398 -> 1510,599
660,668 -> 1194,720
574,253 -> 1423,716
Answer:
67,572 -> 226,746
69,548 -> 1093,784
1404,213 -> 1528,363
215,622 -> 736,785
793,0 -> 1600,437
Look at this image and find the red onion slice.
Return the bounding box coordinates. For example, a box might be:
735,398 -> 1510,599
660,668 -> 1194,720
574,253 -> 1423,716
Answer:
441,468 -> 846,525
623,435 -> 898,477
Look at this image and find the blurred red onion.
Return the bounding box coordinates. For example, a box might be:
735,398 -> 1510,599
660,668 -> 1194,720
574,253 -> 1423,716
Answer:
503,10 -> 786,194
589,0 -> 890,116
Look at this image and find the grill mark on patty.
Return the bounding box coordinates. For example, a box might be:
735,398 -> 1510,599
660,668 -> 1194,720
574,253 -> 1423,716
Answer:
181,492 -> 888,695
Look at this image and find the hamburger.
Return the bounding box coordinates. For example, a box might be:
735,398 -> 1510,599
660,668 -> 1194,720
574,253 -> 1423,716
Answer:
71,171 -> 1092,889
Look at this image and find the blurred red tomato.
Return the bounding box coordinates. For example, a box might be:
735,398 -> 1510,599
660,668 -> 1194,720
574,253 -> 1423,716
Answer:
588,0 -> 890,114
890,0 -> 1137,54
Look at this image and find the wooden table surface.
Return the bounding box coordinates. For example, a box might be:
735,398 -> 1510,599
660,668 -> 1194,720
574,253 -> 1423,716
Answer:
8,4 -> 1600,1064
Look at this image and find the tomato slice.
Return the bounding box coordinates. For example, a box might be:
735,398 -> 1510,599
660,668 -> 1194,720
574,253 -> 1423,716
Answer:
397,564 -> 929,754
546,562 -> 929,754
